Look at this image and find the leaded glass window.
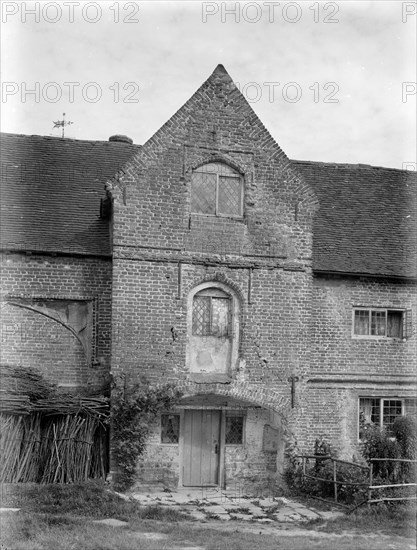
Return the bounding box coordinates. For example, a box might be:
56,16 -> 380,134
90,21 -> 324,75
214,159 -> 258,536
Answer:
192,288 -> 231,337
225,415 -> 244,445
191,162 -> 243,217
161,414 -> 180,444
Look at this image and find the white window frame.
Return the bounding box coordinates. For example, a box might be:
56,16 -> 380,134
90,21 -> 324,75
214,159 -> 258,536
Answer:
352,308 -> 405,340
358,397 -> 406,440
191,163 -> 244,219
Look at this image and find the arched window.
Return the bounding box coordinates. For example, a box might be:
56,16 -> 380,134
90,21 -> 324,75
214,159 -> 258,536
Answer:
191,162 -> 243,218
187,283 -> 241,380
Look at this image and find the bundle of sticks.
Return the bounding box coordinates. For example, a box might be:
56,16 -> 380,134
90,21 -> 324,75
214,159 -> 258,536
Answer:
0,365 -> 109,418
0,365 -> 109,483
0,364 -> 55,401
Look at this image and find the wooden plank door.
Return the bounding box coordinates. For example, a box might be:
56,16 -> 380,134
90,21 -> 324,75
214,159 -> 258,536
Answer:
183,410 -> 220,486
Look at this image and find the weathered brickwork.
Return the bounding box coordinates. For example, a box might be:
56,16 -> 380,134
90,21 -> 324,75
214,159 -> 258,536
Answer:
0,253 -> 112,389
2,66 -> 415,491
107,66 -> 416,488
296,275 -> 417,459
108,66 -> 319,487
111,260 -> 314,387
311,275 -> 416,376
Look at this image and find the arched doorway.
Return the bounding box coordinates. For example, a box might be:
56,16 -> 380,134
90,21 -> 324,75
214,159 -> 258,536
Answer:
177,393 -> 286,493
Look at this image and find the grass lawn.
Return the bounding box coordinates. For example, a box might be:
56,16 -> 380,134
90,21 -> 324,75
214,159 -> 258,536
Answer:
1,482 -> 415,550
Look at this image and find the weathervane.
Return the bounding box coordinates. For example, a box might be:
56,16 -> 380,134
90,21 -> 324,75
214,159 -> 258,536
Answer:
52,113 -> 74,138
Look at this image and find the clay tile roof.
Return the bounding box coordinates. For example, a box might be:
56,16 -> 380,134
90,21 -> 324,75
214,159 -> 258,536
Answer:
0,133 -> 140,256
293,160 -> 417,279
1,133 -> 415,278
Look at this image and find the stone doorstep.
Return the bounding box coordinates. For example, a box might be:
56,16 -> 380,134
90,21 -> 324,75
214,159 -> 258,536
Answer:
128,491 -> 334,524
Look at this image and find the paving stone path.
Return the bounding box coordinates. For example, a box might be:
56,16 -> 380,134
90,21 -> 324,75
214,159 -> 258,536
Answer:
129,489 -> 344,524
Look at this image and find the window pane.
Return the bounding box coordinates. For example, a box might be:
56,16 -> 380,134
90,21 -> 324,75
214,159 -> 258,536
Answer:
387,311 -> 403,338
161,414 -> 180,444
225,416 -> 244,444
354,310 -> 369,335
405,398 -> 417,421
211,298 -> 229,337
191,172 -> 216,214
370,399 -> 381,425
360,398 -> 374,424
371,311 -> 386,336
192,296 -> 211,336
383,400 -> 403,432
218,176 -> 242,216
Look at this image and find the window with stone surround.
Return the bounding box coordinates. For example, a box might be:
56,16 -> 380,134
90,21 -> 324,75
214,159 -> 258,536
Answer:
187,282 -> 240,380
352,308 -> 412,340
191,162 -> 243,218
358,397 -> 417,439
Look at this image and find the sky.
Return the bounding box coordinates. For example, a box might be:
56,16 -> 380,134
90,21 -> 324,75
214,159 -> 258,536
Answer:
1,0 -> 416,169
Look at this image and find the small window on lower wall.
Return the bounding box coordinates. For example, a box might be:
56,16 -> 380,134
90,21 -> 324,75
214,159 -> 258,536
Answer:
358,398 -> 417,439
161,414 -> 180,444
225,415 -> 244,445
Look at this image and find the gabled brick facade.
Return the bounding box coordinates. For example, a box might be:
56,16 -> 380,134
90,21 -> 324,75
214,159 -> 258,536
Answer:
1,65 -> 416,493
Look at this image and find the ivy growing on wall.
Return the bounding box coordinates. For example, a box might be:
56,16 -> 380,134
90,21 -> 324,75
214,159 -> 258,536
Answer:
111,374 -> 182,491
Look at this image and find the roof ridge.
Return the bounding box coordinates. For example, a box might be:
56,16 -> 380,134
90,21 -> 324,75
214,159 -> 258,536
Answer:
0,131 -> 141,147
291,158 -> 414,173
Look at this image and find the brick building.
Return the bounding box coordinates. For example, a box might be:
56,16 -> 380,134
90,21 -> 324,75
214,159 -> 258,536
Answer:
1,65 -> 416,492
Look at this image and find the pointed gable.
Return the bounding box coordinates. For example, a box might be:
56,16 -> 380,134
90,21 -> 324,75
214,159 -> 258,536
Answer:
108,65 -> 318,266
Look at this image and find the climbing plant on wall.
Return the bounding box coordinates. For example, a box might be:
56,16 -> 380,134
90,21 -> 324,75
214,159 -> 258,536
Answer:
111,374 -> 182,491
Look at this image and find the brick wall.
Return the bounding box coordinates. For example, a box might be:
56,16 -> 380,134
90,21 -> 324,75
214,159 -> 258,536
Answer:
296,275 -> 417,458
0,253 -> 112,389
311,275 -> 416,377
107,65 -> 416,484
108,66 -> 318,485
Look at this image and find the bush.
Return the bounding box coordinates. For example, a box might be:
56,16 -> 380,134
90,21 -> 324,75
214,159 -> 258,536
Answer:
361,417 -> 417,484
392,416 -> 417,460
361,424 -> 402,479
300,459 -> 368,505
111,375 -> 182,491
